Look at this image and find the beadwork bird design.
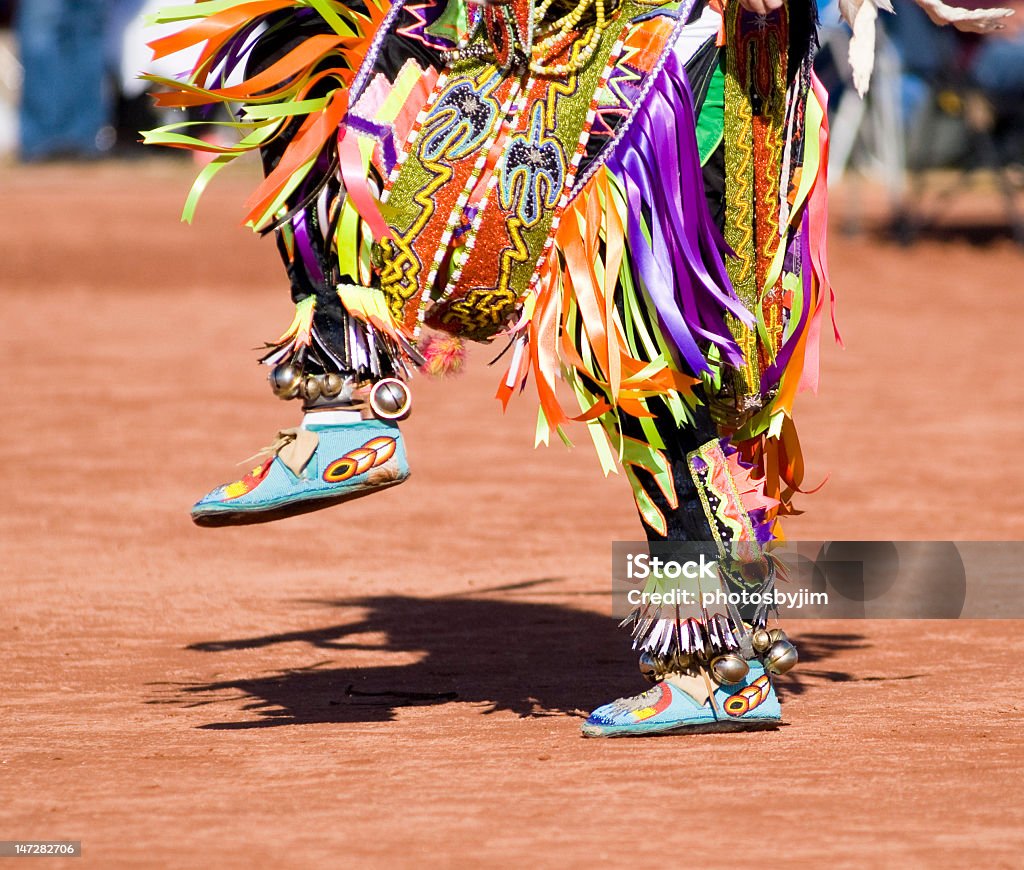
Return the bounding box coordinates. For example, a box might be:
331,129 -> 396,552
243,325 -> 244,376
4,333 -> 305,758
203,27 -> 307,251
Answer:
421,77 -> 501,161
499,102 -> 565,226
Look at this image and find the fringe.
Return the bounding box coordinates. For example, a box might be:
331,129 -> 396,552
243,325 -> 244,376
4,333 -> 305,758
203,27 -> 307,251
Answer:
143,0 -> 392,235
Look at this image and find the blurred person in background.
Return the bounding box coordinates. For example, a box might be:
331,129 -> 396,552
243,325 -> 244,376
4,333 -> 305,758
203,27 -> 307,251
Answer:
972,0 -> 1024,95
107,0 -> 153,154
890,0 -> 1024,124
0,1 -> 17,155
15,0 -> 112,161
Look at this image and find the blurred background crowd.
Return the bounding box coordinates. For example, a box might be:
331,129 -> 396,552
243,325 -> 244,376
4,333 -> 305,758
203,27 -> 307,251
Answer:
0,0 -> 1021,240
0,0 -> 157,161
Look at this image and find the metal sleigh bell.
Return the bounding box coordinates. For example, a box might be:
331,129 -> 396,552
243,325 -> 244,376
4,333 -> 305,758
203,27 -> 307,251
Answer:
369,378 -> 412,420
269,362 -> 303,399
709,653 -> 750,685
321,372 -> 344,398
763,638 -> 799,675
638,651 -> 660,684
751,628 -> 773,654
300,375 -> 321,402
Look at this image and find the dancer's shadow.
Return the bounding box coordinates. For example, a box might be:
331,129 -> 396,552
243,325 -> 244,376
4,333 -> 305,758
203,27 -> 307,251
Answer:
151,581 -> 870,729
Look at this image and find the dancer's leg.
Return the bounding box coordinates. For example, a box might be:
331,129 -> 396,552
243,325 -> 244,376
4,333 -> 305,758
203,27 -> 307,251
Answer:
190,15 -> 422,526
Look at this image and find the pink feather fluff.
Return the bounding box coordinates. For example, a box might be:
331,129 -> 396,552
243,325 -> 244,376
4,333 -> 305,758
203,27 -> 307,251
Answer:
418,333 -> 468,377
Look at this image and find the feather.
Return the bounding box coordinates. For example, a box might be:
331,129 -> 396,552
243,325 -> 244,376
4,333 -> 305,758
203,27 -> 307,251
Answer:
418,334 -> 468,377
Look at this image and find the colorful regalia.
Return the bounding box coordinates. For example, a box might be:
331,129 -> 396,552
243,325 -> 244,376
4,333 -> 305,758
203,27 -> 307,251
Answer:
146,0 -> 840,734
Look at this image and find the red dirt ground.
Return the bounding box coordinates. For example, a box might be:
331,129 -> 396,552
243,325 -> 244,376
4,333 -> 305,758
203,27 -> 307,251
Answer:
2,160 -> 1023,867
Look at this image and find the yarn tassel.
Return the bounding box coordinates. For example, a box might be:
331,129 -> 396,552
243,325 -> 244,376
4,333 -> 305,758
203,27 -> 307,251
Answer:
418,334 -> 468,377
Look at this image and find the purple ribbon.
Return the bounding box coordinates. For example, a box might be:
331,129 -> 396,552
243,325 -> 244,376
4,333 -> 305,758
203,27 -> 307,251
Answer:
345,112 -> 399,173
293,211 -> 326,286
605,47 -> 754,375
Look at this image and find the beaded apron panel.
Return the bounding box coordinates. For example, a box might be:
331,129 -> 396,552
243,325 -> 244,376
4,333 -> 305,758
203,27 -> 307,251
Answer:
722,0 -> 789,401
375,0 -> 686,341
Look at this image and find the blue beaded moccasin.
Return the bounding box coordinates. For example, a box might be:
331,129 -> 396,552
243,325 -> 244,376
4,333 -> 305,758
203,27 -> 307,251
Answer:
191,417 -> 409,527
580,661 -> 781,738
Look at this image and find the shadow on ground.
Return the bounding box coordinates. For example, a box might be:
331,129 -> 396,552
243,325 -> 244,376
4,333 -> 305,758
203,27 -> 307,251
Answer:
149,581 -> 875,729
